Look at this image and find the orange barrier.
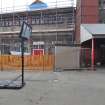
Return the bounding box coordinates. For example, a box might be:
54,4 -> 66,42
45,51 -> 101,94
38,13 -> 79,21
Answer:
0,55 -> 55,71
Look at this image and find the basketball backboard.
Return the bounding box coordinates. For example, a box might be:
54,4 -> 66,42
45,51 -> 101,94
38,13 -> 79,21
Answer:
20,21 -> 32,40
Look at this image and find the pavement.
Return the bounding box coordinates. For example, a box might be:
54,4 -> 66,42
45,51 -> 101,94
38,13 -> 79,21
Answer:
0,70 -> 105,105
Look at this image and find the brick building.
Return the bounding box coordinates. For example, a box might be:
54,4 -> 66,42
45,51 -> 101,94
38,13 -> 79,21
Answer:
76,0 -> 105,67
75,0 -> 99,44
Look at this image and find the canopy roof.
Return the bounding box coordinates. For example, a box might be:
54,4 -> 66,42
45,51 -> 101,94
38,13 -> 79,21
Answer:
81,24 -> 105,43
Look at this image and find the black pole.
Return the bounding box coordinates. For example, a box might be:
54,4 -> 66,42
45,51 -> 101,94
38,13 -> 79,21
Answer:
21,38 -> 25,86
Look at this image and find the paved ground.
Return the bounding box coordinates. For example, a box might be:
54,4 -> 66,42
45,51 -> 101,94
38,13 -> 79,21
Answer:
0,70 -> 105,105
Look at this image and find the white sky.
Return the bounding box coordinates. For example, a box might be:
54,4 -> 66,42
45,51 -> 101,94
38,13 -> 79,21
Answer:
0,0 -> 76,13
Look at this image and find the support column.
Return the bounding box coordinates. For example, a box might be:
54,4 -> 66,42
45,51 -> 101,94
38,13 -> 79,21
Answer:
91,38 -> 95,70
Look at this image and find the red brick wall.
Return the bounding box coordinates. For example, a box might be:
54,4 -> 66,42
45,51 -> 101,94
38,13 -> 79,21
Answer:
75,0 -> 99,44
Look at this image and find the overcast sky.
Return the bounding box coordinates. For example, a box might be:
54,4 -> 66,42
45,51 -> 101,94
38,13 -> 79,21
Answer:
0,0 -> 76,13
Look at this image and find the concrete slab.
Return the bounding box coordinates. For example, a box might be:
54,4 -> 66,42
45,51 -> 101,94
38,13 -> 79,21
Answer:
0,71 -> 105,105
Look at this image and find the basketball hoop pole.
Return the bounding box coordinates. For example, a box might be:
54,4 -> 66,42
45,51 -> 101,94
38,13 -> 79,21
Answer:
21,38 -> 25,86
19,21 -> 32,87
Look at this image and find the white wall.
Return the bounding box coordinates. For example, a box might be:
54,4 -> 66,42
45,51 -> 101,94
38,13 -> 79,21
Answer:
80,25 -> 92,43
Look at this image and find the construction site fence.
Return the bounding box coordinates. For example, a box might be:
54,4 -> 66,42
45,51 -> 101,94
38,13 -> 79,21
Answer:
0,54 -> 55,71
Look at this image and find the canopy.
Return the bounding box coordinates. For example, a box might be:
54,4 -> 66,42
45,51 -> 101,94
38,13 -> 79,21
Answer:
81,24 -> 105,43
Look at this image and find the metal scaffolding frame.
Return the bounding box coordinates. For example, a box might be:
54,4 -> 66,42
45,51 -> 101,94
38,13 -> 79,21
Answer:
0,1 -> 76,57
0,0 -> 75,46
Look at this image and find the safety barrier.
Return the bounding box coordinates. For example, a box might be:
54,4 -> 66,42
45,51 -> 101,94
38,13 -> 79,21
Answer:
0,55 -> 55,71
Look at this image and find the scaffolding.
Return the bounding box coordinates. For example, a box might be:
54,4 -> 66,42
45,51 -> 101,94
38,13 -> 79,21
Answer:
0,0 -> 75,53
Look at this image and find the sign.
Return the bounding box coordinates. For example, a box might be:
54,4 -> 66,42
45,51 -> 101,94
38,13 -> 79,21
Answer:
32,49 -> 44,55
33,41 -> 44,45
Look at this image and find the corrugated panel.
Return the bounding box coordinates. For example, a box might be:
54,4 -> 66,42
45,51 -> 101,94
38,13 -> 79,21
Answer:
82,24 -> 105,35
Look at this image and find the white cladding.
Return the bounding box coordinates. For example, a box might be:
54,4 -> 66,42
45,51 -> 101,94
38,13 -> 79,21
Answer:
80,24 -> 92,43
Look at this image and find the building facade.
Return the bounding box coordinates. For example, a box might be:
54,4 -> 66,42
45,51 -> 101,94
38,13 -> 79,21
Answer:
76,0 -> 105,67
0,7 -> 75,54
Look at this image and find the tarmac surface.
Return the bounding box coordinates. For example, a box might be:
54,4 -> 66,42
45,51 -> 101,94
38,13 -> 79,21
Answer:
0,70 -> 105,105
